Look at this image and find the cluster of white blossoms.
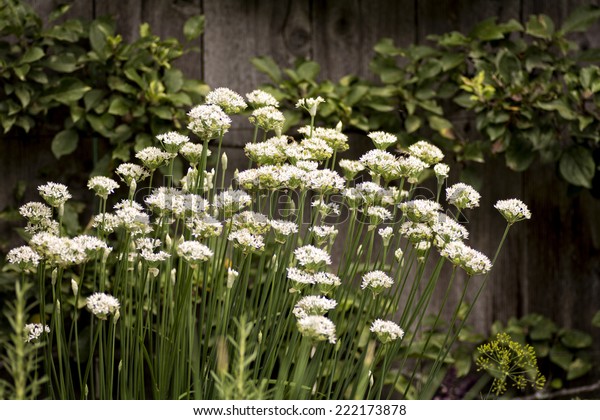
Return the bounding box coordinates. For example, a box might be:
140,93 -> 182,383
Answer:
339,159 -> 365,180
249,106 -> 285,133
7,245 -> 41,270
368,131 -> 397,150
446,183 -> 481,210
156,131 -> 190,153
399,199 -> 442,223
293,295 -> 338,319
29,232 -> 109,267
295,96 -> 325,116
180,142 -> 211,167
494,199 -> 532,225
38,182 -> 71,207
86,292 -> 120,320
187,104 -> 232,140
136,147 -> 175,170
88,176 -> 120,200
297,315 -> 337,344
24,323 -> 50,343
370,319 -> 404,344
298,126 -> 349,152
228,228 -> 265,253
408,140 -> 444,165
361,270 -> 395,295
246,89 -> 279,108
116,163 -> 150,185
206,87 -> 247,114
294,245 -> 332,272
440,241 -> 492,276
177,241 -> 213,264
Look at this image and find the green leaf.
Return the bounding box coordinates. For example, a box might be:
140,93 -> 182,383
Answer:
559,146 -> 595,188
374,38 -> 402,56
84,89 -> 106,112
428,115 -> 452,131
560,329 -> 593,349
561,5 -> 600,34
107,76 -> 137,95
470,18 -> 505,41
183,15 -> 205,41
89,19 -> 112,59
45,54 -> 78,73
345,85 -> 369,106
567,358 -> 592,381
505,137 -> 535,171
297,61 -> 320,81
251,56 -> 281,83
439,52 -> 464,71
530,317 -> 557,340
108,96 -> 130,116
164,68 -> 184,93
48,78 -> 91,104
49,4 -> 71,21
549,344 -> 573,371
51,129 -> 79,159
496,49 -> 521,82
86,114 -> 115,137
15,85 -> 31,108
592,310 -> 600,328
378,67 -> 403,84
20,47 -> 44,64
405,115 -> 421,133
526,15 -> 555,39
536,99 -> 576,120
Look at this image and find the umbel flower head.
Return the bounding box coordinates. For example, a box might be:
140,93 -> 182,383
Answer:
136,146 -> 174,170
156,132 -> 189,154
370,319 -> 405,344
296,96 -> 325,117
116,163 -> 150,185
294,245 -> 332,272
205,87 -> 247,114
361,270 -> 394,295
177,241 -> 213,265
293,295 -> 338,318
180,142 -> 211,167
248,106 -> 285,133
187,104 -> 232,140
24,323 -> 50,343
368,131 -> 397,150
87,176 -> 119,200
408,140 -> 444,165
7,246 -> 41,270
494,199 -> 532,225
246,89 -> 279,108
446,183 -> 480,210
86,292 -> 120,320
38,182 -> 71,207
440,241 -> 492,276
297,315 -> 337,344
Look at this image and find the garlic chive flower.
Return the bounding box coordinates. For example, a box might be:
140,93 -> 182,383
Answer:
446,183 -> 481,210
303,169 -> 345,193
186,215 -> 223,239
187,104 -> 232,140
367,206 -> 393,224
313,272 -> 342,295
378,227 -> 394,246
297,315 -> 337,344
24,323 -> 50,342
19,202 -> 52,223
246,89 -> 279,108
293,295 -> 338,319
361,270 -> 394,295
397,155 -> 428,183
270,220 -> 298,243
87,176 -> 120,200
232,211 -> 270,235
287,267 -> 315,292
494,199 -> 532,225
177,241 -> 213,264
86,292 -> 120,320
408,140 -> 444,165
298,126 -> 349,151
228,228 -> 265,253
205,87 -> 247,114
7,246 -> 41,270
180,142 -> 211,167
370,319 -> 405,344
248,106 -> 285,133
214,190 -> 252,217
440,241 -> 492,276
116,163 -> 150,185
368,131 -> 397,150
400,221 -> 433,244
399,200 -> 442,224
339,159 -> 365,180
295,96 -> 325,117
300,137 -> 334,161
38,182 -> 71,207
156,131 -> 190,153
294,245 -> 332,272
432,214 -> 469,248
434,163 -> 450,180
136,146 -> 174,170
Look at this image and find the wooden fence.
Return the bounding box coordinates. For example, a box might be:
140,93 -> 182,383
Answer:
10,0 -> 600,380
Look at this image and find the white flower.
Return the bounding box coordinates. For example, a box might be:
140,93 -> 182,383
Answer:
24,323 -> 50,342
156,131 -> 190,153
87,176 -> 119,199
72,235 -> 111,261
378,227 -> 394,245
400,221 -> 433,243
397,155 -> 428,182
370,319 -> 404,343
339,159 -> 365,180
368,131 -> 397,150
113,200 -> 151,234
246,89 -> 279,108
367,206 -> 393,224
311,199 -> 340,217
231,211 -> 270,235
295,160 -> 319,172
297,315 -> 336,344
248,106 -> 285,133
29,233 -> 86,267
352,182 -> 386,206
38,182 -> 71,207
287,267 -> 315,289
298,126 -> 349,151
293,295 -> 338,318
177,241 -> 213,264
303,169 -> 345,193
206,87 -> 247,114
432,214 -> 469,248
244,136 -> 288,165
399,200 -> 442,223
227,268 -> 239,288
394,248 -> 404,263
494,199 -> 532,225
228,228 -> 265,253
300,136 -> 334,161
19,202 -> 52,223
434,163 -> 450,179
361,270 -> 394,294
186,215 -> 223,239
86,292 -> 120,320
187,104 -> 232,140
446,183 -> 480,210
270,220 -> 298,242
136,146 -> 174,170
295,245 -> 331,271
214,190 -> 252,216
92,213 -> 120,234
180,142 -> 211,166
296,97 -> 325,117
313,272 -> 342,295
408,140 -> 444,165
359,149 -> 399,180
140,248 -> 171,264
310,225 -> 338,240
7,246 -> 41,269
116,163 -> 150,185
440,241 -> 492,275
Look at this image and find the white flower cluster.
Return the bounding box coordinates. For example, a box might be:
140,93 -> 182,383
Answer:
88,176 -> 120,199
494,199 -> 532,224
297,315 -> 337,344
187,104 -> 232,140
370,319 -> 404,344
244,136 -> 288,166
228,228 -> 265,253
86,292 -> 120,320
295,96 -> 325,116
38,182 -> 71,207
294,245 -> 332,272
206,87 -> 247,114
156,131 -> 190,153
24,323 -> 50,342
293,295 -> 338,318
180,142 -> 211,167
186,215 -> 223,239
116,163 -> 150,185
136,146 -> 175,170
177,241 -> 213,264
399,200 -> 442,223
446,183 -> 480,210
361,270 -> 394,294
246,89 -> 279,108
440,241 -> 492,275
408,140 -> 444,165
7,245 -> 42,269
298,126 -> 349,152
248,106 -> 285,133
368,131 -> 397,150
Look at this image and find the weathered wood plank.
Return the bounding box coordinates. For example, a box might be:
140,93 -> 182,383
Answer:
27,0 -> 94,22
94,0 -> 143,42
